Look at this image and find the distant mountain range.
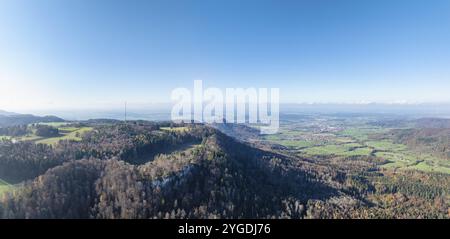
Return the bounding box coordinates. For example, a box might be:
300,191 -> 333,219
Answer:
0,110 -> 19,116
0,110 -> 65,127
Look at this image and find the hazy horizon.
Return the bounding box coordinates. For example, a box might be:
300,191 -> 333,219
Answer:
3,102 -> 450,121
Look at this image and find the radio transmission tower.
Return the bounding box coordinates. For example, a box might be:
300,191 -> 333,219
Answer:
124,101 -> 127,124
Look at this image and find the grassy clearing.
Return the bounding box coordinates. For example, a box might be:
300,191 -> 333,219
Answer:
375,151 -> 412,162
407,161 -> 450,174
338,127 -> 387,141
300,143 -> 372,157
345,147 -> 373,156
341,142 -> 364,148
273,140 -> 317,149
2,123 -> 94,145
263,128 -> 304,140
0,136 -> 11,140
160,126 -> 189,132
334,137 -> 356,144
0,178 -> 13,196
261,130 -> 319,149
263,134 -> 283,141
377,150 -> 450,174
15,135 -> 43,141
36,122 -> 70,127
278,129 -> 303,137
365,140 -> 407,151
35,126 -> 93,145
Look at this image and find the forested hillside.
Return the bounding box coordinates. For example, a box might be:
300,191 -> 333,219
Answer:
0,114 -> 64,127
0,121 -> 449,219
386,128 -> 450,160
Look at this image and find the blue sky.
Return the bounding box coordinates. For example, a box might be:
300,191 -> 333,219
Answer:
1,0 -> 450,110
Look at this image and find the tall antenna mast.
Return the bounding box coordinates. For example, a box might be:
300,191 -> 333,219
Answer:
124,101 -> 127,123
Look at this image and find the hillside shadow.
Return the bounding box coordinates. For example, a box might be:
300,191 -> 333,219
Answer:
128,141 -> 202,165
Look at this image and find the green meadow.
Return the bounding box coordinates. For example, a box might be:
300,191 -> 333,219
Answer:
0,136 -> 11,140
160,126 -> 189,132
37,122 -> 70,127
338,127 -> 388,141
0,122 -> 93,146
275,140 -> 317,149
262,120 -> 450,175
34,126 -> 93,145
365,140 -> 407,151
300,143 -> 373,157
0,179 -> 13,196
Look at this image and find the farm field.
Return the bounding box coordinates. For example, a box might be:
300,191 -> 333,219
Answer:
37,122 -> 70,127
34,126 -> 93,145
0,136 -> 11,140
160,126 -> 189,132
0,179 -> 13,196
261,114 -> 450,175
300,143 -> 373,157
0,122 -> 93,146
